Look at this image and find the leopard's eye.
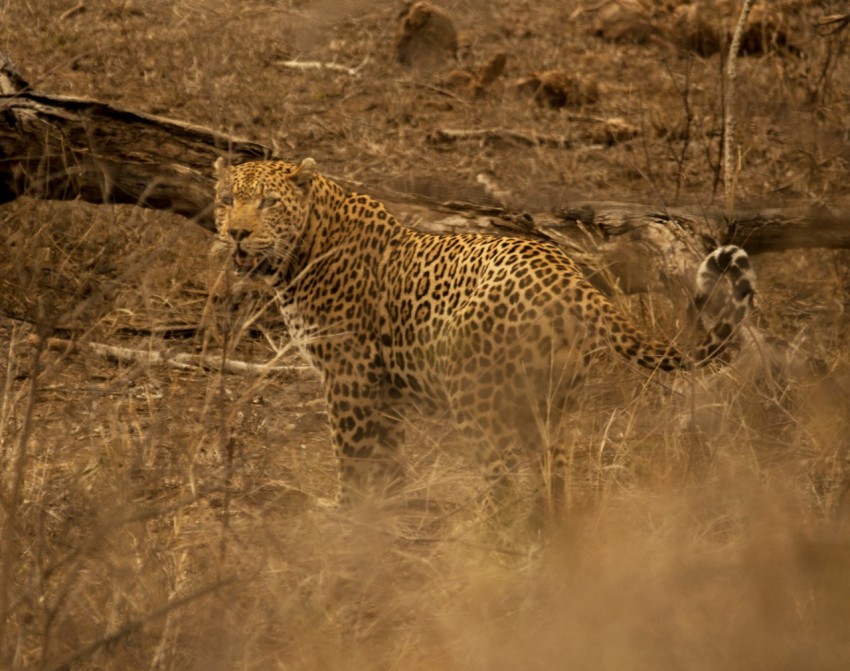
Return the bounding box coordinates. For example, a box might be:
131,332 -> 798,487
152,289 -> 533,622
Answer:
217,194 -> 233,206
258,196 -> 280,209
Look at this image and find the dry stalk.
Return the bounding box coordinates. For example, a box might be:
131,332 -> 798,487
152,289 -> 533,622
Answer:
724,0 -> 757,214
663,57 -> 694,202
0,329 -> 45,658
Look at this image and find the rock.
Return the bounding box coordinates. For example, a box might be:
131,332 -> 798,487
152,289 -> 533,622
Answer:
395,1 -> 458,68
476,51 -> 507,88
441,52 -> 508,97
669,0 -> 800,57
592,0 -> 659,44
515,70 -> 599,108
671,3 -> 723,57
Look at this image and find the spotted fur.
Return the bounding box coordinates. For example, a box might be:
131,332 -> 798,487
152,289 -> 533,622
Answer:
213,158 -> 754,507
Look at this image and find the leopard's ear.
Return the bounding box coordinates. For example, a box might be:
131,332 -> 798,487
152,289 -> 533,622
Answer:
290,157 -> 317,189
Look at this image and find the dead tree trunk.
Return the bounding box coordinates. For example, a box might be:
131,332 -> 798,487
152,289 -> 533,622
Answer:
0,53 -> 268,231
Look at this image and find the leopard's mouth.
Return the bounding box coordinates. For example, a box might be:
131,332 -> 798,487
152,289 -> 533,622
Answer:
233,252 -> 275,276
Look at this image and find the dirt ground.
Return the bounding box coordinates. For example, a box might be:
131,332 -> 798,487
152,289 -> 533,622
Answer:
2,1 -> 850,669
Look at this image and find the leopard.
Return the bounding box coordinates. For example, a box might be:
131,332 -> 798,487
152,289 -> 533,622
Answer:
212,157 -> 754,511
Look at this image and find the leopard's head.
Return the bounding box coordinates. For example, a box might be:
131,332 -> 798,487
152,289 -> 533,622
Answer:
213,157 -> 317,283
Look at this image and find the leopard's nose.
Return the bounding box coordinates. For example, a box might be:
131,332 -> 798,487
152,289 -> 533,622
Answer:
228,228 -> 251,242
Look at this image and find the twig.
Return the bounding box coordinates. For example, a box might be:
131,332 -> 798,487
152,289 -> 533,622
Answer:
723,0 -> 757,215
817,13 -> 850,36
276,59 -> 362,76
25,335 -> 312,376
428,127 -> 574,149
58,1 -> 85,21
44,576 -> 238,671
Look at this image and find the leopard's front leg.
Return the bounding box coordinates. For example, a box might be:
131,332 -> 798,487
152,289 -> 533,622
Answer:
321,362 -> 406,506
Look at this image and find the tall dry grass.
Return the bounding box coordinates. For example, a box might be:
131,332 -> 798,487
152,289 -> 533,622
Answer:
1,187 -> 848,669
1,299 -> 849,670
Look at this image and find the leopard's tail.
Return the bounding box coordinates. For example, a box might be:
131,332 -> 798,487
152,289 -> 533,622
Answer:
691,244 -> 755,363
607,245 -> 754,372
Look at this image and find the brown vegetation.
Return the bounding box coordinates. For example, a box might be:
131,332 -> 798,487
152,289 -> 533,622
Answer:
1,1 -> 850,669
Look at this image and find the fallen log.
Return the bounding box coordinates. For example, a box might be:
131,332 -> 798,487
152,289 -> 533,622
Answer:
1,51 -> 848,279
0,53 -> 267,230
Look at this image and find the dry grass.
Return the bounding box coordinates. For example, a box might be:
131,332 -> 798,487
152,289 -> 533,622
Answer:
2,1 -> 850,669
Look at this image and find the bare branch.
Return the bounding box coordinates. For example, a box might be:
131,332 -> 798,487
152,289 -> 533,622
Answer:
427,127 -> 574,148
26,335 -> 313,376
276,59 -> 363,76
427,120 -> 637,148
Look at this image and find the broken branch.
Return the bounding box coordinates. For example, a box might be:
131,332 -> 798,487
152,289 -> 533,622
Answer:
26,335 -> 313,376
